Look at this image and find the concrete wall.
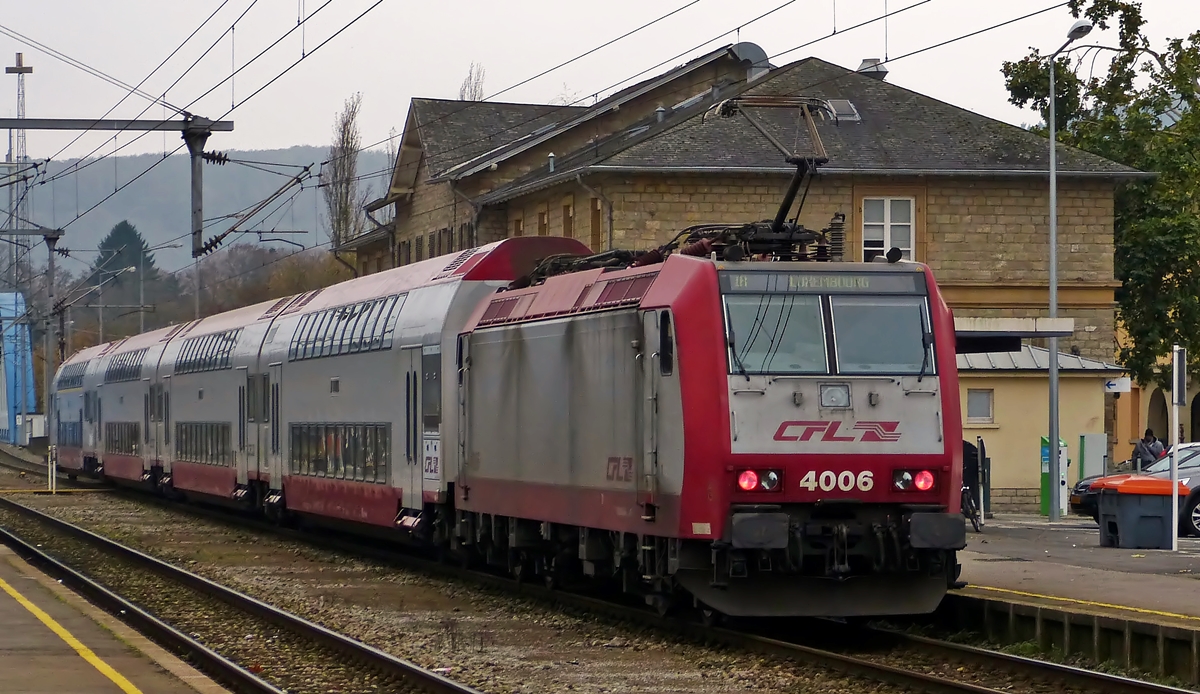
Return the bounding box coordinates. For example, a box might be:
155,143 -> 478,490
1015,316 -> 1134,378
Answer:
960,373 -> 1109,513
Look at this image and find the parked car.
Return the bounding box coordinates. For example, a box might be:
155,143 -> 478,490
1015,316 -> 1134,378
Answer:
1070,444 -> 1200,534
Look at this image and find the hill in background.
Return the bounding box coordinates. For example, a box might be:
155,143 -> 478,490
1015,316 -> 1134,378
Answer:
24,145 -> 392,273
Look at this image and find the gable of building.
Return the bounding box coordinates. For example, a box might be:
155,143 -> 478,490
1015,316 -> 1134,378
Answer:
431,43 -> 772,185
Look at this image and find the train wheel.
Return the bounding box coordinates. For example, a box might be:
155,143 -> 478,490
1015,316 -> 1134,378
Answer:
511,551 -> 531,584
648,593 -> 674,617
699,606 -> 721,628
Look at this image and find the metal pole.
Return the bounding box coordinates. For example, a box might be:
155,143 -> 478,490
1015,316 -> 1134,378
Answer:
65,305 -> 71,357
139,249 -> 144,333
98,270 -> 104,344
183,121 -> 211,321
44,233 -> 56,491
194,258 -> 201,319
1171,347 -> 1180,552
1048,51 -> 1061,522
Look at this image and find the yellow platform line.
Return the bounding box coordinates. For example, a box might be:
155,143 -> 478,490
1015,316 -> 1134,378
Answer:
0,575 -> 143,693
967,584 -> 1200,623
0,488 -> 110,494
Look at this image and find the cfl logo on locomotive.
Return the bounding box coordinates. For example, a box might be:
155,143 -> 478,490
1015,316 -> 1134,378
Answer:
773,420 -> 902,442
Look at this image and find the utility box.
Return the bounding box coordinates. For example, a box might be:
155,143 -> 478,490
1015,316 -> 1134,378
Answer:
1040,436 -> 1069,517
1079,433 -> 1108,480
1097,476 -> 1185,549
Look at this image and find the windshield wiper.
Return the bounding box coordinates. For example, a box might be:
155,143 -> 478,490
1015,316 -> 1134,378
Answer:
728,327 -> 751,381
917,332 -> 933,382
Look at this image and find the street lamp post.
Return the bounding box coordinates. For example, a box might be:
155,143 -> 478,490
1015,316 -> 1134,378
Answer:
140,243 -> 182,332
1048,18 -> 1093,521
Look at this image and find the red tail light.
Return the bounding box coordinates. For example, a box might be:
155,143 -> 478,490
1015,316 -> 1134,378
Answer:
736,469 -> 782,492
893,469 -> 937,492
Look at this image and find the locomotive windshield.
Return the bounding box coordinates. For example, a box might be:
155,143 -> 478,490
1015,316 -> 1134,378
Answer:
720,270 -> 932,376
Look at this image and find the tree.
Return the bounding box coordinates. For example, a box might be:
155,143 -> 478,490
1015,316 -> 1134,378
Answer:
89,221 -> 157,288
1002,1 -> 1200,387
549,82 -> 581,106
459,62 -> 486,101
322,93 -> 367,275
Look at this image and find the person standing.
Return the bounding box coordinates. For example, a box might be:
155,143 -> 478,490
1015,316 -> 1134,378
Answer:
1132,429 -> 1165,472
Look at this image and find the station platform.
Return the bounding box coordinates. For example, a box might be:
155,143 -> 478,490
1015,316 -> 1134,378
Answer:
956,513 -> 1200,629
0,545 -> 227,694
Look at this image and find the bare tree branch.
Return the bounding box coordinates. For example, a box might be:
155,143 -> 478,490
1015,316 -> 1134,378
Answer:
323,93 -> 366,250
459,62 -> 486,101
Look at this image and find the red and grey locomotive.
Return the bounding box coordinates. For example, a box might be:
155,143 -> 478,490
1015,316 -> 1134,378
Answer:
52,158 -> 965,618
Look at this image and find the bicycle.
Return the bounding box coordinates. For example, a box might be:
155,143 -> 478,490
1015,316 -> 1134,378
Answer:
961,485 -> 981,533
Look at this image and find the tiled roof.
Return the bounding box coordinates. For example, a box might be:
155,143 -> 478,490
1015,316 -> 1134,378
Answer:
476,57 -> 1145,204
429,44 -> 752,182
411,99 -> 585,178
957,346 -> 1123,372
603,58 -> 1142,175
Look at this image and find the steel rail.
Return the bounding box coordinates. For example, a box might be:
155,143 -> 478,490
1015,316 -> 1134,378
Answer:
154,498 -> 1195,694
0,520 -> 283,694
107,496 -> 1010,694
876,628 -> 1194,694
0,496 -> 482,694
8,477 -> 1190,694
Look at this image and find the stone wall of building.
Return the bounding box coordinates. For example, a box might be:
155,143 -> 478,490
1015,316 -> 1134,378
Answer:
989,488 -> 1041,514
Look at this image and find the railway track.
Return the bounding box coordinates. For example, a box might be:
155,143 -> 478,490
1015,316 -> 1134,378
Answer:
0,495 -> 481,694
1,461 -> 1191,694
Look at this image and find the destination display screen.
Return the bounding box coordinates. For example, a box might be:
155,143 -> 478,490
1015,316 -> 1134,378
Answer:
719,271 -> 925,294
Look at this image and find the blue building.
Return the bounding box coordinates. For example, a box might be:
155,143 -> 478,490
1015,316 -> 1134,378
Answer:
0,292 -> 36,444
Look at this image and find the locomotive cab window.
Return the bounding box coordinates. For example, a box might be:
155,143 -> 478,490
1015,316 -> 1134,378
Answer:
724,294 -> 827,375
719,270 -> 931,376
830,296 -> 932,375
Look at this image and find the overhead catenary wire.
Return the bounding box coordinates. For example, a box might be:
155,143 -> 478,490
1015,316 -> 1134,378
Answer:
329,0 -> 1067,234
320,0 -> 795,170
55,0 -> 383,232
340,0 -> 930,188
37,0 -> 236,170
0,23 -> 184,113
29,1 -> 1070,345
36,0 -> 268,189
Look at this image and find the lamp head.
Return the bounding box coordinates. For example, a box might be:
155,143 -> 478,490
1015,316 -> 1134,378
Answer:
1067,19 -> 1093,42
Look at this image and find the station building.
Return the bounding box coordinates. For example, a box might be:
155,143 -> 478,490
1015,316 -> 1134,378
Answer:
341,44 -> 1147,511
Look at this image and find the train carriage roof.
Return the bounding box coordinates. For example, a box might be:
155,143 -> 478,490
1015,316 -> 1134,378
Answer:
59,237 -> 592,369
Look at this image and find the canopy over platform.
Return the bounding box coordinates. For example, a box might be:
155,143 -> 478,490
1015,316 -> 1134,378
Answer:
954,317 -> 1074,354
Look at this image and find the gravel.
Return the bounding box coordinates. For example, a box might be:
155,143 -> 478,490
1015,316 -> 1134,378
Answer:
0,472 -> 911,694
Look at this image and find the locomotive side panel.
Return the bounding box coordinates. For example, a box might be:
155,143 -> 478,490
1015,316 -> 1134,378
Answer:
462,309 -> 654,531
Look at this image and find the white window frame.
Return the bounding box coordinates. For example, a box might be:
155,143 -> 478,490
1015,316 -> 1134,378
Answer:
862,196 -> 915,262
966,388 -> 994,424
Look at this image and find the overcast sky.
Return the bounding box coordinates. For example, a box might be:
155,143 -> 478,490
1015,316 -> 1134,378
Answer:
1,0 -> 1194,162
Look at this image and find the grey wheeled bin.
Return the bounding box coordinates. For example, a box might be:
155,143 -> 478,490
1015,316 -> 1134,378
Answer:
1098,476 -> 1183,549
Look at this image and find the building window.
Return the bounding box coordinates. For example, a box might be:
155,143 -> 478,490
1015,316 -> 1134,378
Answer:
590,198 -> 602,250
966,389 -> 994,424
863,197 -> 914,262
414,235 -> 424,261
537,211 -> 548,236
512,218 -> 523,237
562,203 -> 573,238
